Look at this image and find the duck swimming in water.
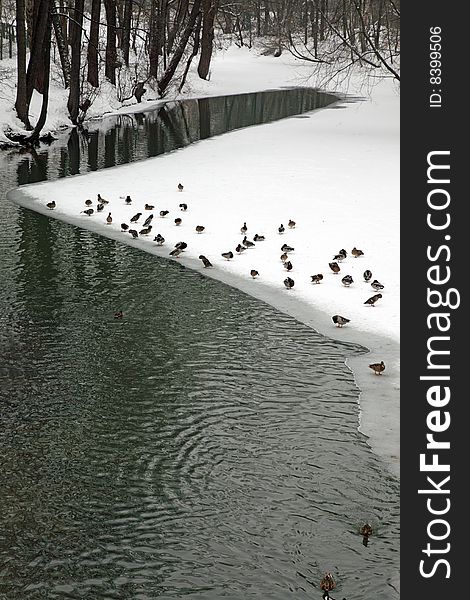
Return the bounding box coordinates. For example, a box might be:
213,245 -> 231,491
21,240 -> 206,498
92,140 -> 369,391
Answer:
369,360 -> 385,375
360,523 -> 373,546
114,311 -> 123,319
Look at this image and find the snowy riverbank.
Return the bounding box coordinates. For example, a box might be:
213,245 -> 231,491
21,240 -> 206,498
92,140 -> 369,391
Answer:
7,47 -> 400,478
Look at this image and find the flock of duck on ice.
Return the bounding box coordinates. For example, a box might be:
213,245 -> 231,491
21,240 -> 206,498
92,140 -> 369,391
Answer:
45,183 -> 386,379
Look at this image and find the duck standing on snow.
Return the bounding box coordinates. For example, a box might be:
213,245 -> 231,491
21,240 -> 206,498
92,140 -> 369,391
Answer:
129,229 -> 138,238
222,251 -> 234,260
175,218 -> 182,226
130,212 -> 142,222
280,253 -> 288,263
332,314 -> 350,327
121,223 -> 129,231
250,270 -> 259,279
145,203 -> 154,210
333,253 -> 346,262
281,243 -> 294,253
253,234 -> 265,242
342,274 -> 353,287
235,244 -> 246,254
140,226 -> 152,235
369,360 -> 385,375
278,224 -> 285,234
371,279 -> 384,291
240,222 -> 248,235
243,236 -> 255,248
97,193 -> 108,204
311,274 -> 323,284
125,195 -> 132,205
175,241 -> 187,250
46,201 -> 56,209
364,269 -> 373,282
154,234 -> 165,245
195,225 -> 205,234
106,212 -> 112,224
178,183 -> 184,191
179,203 -> 188,211
97,203 -> 104,212
352,246 -> 364,257
143,214 -> 154,227
199,255 -> 213,268
160,210 -> 169,217
284,261 -> 293,271
170,247 -> 182,258
288,219 -> 296,229
329,261 -> 340,274
85,199 -> 93,206
364,293 -> 382,306
284,277 -> 294,289
82,208 -> 94,216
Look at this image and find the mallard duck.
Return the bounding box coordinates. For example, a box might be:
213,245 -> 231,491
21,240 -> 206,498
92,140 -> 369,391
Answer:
284,260 -> 293,271
364,269 -> 373,282
288,219 -> 296,229
139,226 -> 152,235
311,274 -> 323,284
342,274 -> 353,287
175,218 -> 182,226
333,253 -> 346,262
106,212 -> 112,224
169,247 -> 182,258
284,277 -> 294,289
320,573 -> 336,592
243,236 -> 255,248
332,314 -> 350,327
278,224 -> 285,234
125,195 -> 132,204
222,251 -> 233,260
360,523 -> 373,546
371,279 -> 384,291
128,229 -> 138,238
154,234 -> 165,245
235,244 -> 246,254
130,212 -> 142,222
364,293 -> 382,306
177,183 -> 184,191
82,208 -> 94,216
160,210 -> 169,217
195,225 -> 205,234
352,246 -> 364,258
144,203 -> 154,210
121,223 -> 129,231
329,261 -> 340,274
240,222 -> 247,235
280,253 -> 288,263
143,214 -> 154,227
97,194 -> 108,204
114,311 -> 123,319
97,203 -> 104,212
175,241 -> 187,250
369,361 -> 385,375
281,243 -> 294,253
85,199 -> 93,206
199,255 -> 213,268
179,203 -> 188,211
250,269 -> 259,279
46,201 -> 56,210
253,234 -> 265,241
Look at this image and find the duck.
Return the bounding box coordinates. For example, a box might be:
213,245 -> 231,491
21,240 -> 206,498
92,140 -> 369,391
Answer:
288,219 -> 296,229
97,193 -> 108,204
250,269 -> 259,279
128,229 -> 138,238
329,261 -> 340,274
243,236 -> 255,248
310,274 -> 323,284
222,251 -> 233,260
130,212 -> 142,222
106,212 -> 112,224
369,360 -> 385,375
284,260 -> 293,271
97,203 -> 104,212
281,243 -> 294,253
363,269 -> 373,282
278,224 -> 285,234
85,199 -> 93,206
114,311 -> 124,319
169,247 -> 182,258
154,234 -> 165,245
195,225 -> 205,234
332,314 -> 350,327
160,210 -> 169,217
320,573 -> 336,592
253,234 -> 265,242
143,214 -> 154,227
199,255 -> 213,268
364,293 -> 382,306
240,222 -> 248,235
177,183 -> 184,191
235,244 -> 246,254
342,274 -> 353,287
82,208 -> 94,216
175,217 -> 182,226
284,277 -> 295,289
175,241 -> 187,250
371,279 -> 384,291
46,201 -> 56,209
144,203 -> 154,210
121,223 -> 129,231
139,226 -> 152,235
125,195 -> 132,205
360,523 -> 373,546
280,253 -> 289,263
339,248 -> 347,257
352,246 -> 364,258
333,253 -> 346,262
179,203 -> 188,211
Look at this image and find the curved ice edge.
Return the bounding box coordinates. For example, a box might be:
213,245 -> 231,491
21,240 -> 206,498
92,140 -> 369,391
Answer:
7,186 -> 399,480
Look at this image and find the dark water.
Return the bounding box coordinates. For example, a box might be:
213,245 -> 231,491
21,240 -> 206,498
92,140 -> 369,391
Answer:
0,89 -> 399,599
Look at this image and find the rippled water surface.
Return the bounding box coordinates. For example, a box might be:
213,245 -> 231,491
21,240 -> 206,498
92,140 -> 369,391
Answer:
1,89 -> 398,599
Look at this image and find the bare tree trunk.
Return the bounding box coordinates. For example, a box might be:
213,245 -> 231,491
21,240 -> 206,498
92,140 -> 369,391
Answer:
15,0 -> 32,128
121,0 -> 132,66
67,0 -> 84,124
26,0 -> 51,104
197,0 -> 217,80
178,11 -> 202,92
51,0 -> 70,87
28,7 -> 52,143
104,0 -> 117,84
87,0 -> 100,87
149,0 -> 158,78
